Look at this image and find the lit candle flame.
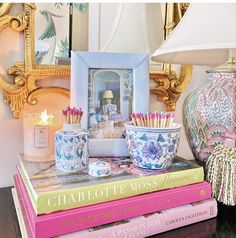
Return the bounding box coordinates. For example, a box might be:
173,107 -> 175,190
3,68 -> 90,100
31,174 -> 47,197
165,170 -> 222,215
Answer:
39,109 -> 53,125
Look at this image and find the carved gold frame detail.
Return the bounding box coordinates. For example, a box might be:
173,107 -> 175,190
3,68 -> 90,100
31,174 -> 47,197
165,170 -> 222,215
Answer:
0,3 -> 191,118
150,3 -> 192,111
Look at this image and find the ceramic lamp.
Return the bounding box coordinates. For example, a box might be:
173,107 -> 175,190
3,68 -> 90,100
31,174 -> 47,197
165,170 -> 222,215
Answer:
103,90 -> 114,104
152,3 -> 236,165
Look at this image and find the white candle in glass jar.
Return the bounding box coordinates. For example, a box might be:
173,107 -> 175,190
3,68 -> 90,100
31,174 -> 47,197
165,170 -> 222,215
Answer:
23,109 -> 60,161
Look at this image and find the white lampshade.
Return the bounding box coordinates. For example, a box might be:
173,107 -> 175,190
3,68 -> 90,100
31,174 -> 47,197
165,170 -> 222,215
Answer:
152,3 -> 236,66
89,3 -> 164,68
103,90 -> 114,99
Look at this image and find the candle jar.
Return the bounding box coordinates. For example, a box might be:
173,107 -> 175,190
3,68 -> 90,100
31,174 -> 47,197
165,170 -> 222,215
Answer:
23,110 -> 62,161
55,124 -> 89,173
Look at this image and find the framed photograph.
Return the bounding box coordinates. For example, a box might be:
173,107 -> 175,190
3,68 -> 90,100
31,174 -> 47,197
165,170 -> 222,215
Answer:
71,51 -> 149,156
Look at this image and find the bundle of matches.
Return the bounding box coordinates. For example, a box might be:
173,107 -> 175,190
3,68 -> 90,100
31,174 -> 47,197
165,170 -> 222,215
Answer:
130,112 -> 175,128
62,107 -> 83,124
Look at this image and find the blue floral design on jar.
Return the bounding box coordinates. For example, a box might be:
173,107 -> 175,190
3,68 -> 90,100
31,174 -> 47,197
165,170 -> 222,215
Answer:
55,129 -> 89,173
129,139 -> 138,150
133,156 -> 143,165
172,138 -> 177,144
142,141 -> 163,160
167,144 -> 175,153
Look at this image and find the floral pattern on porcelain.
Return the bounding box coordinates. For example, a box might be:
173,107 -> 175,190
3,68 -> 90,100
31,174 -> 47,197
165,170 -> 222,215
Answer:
55,129 -> 89,172
183,72 -> 236,165
125,123 -> 181,170
89,161 -> 111,177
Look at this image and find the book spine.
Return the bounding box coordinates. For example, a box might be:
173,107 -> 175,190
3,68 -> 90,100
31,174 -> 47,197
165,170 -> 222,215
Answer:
24,166 -> 204,214
72,199 -> 217,238
19,161 -> 38,211
155,218 -> 217,238
15,172 -> 211,238
14,175 -> 36,237
11,189 -> 30,238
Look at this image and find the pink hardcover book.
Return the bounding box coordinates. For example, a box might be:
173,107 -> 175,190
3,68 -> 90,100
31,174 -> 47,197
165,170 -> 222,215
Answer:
14,172 -> 211,238
68,198 -> 217,238
13,187 -> 217,238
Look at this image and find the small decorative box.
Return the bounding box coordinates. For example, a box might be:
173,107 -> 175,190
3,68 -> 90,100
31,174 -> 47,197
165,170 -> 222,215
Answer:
55,124 -> 89,173
89,161 -> 111,177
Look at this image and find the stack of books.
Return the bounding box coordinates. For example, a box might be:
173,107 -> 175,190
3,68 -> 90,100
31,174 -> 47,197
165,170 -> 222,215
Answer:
12,155 -> 217,238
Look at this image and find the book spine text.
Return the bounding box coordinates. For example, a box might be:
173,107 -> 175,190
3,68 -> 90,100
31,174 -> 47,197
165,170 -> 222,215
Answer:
72,199 -> 217,238
39,167 -> 204,213
15,172 -> 210,238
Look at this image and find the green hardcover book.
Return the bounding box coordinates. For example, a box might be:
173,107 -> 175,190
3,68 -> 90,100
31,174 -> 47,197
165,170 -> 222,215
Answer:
18,154 -> 204,214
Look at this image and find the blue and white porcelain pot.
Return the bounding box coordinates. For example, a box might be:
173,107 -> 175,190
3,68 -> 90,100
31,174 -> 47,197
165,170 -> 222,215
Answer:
55,124 -> 89,172
125,122 -> 181,170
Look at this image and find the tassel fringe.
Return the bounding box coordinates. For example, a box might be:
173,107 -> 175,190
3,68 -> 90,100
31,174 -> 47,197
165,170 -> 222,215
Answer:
206,145 -> 236,206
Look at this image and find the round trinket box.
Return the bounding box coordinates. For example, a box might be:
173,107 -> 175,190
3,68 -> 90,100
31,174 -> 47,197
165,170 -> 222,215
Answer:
89,161 -> 111,177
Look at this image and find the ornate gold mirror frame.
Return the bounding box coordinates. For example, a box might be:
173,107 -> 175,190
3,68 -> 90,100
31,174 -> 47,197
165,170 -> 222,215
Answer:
150,3 -> 192,111
0,3 -> 191,118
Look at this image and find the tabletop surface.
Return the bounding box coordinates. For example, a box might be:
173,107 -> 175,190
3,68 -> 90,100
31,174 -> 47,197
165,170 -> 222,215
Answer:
0,187 -> 236,238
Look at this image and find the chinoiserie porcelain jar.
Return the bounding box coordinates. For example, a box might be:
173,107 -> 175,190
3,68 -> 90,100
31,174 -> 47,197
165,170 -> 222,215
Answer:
183,70 -> 236,165
55,124 -> 89,172
124,122 -> 181,170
